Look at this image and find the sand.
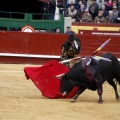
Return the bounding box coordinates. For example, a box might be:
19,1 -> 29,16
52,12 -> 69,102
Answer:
0,64 -> 120,120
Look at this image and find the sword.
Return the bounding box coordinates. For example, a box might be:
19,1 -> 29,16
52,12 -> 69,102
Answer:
59,56 -> 86,64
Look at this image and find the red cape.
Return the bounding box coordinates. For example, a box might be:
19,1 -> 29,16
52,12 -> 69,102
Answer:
24,60 -> 78,99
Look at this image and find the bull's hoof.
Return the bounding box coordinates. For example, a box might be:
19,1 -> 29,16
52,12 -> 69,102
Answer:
70,98 -> 76,102
98,100 -> 103,104
116,96 -> 120,101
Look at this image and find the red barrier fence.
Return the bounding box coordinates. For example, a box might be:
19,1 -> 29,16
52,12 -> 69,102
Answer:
0,31 -> 120,64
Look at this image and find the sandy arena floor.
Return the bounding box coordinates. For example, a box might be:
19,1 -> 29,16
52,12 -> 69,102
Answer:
0,64 -> 120,120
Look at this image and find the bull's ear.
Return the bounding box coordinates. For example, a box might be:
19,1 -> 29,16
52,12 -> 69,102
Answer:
54,73 -> 65,80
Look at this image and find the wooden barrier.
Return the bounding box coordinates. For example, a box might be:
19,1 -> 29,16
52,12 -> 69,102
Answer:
72,22 -> 120,34
0,31 -> 120,64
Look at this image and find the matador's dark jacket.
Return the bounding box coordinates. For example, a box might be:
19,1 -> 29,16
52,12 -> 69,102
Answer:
60,38 -> 81,67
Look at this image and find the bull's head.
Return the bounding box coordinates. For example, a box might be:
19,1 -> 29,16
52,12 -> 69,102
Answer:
55,73 -> 74,96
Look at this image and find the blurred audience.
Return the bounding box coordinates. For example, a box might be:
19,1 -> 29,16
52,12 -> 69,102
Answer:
42,0 -> 120,24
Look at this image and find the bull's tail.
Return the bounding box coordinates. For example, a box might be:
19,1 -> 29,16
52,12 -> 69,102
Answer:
101,53 -> 120,85
112,59 -> 120,85
118,64 -> 120,85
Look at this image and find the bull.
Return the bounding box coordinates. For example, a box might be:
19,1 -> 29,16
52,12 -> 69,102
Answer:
55,53 -> 120,103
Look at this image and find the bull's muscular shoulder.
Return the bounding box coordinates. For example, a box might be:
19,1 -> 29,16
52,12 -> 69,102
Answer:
62,41 -> 71,51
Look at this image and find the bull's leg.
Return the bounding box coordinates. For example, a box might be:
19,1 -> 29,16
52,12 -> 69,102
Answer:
107,79 -> 120,100
70,87 -> 86,102
96,82 -> 103,104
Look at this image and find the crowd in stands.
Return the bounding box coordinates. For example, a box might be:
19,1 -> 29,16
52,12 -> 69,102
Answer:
55,0 -> 120,23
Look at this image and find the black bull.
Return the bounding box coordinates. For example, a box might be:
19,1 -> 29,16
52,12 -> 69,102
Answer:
55,53 -> 120,103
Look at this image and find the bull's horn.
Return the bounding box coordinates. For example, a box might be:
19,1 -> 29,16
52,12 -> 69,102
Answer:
62,91 -> 67,96
54,73 -> 65,79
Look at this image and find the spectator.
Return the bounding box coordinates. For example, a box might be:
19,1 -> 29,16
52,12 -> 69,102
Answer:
89,5 -> 98,20
76,0 -> 86,10
94,10 -> 107,23
87,0 -> 94,9
48,29 -> 55,33
57,0 -> 66,8
57,0 -> 67,14
106,10 -> 116,23
112,0 -> 118,8
105,0 -> 113,11
66,0 -> 77,9
114,11 -> 120,23
81,8 -> 93,22
117,0 -> 120,11
65,26 -> 75,34
112,6 -> 119,18
67,0 -> 76,4
101,5 -> 109,17
65,4 -> 78,22
77,4 -> 85,22
82,0 -> 87,6
55,28 -> 61,33
9,27 -> 20,31
89,0 -> 99,19
44,0 -> 56,20
96,0 -> 104,10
